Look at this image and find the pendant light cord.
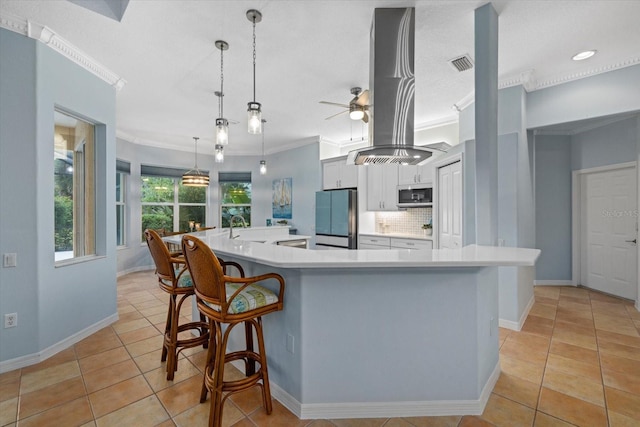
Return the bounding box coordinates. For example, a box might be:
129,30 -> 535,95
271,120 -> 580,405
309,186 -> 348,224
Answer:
193,137 -> 199,169
220,47 -> 224,118
252,17 -> 257,102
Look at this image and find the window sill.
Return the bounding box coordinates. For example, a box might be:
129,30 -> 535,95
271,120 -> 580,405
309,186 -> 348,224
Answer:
55,254 -> 106,268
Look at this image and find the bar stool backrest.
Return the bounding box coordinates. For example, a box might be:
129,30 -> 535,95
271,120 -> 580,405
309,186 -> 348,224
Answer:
144,229 -> 177,284
181,235 -> 226,309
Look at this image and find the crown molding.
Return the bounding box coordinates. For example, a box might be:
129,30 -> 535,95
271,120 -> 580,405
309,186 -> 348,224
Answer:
535,56 -> 640,90
415,115 -> 459,131
0,12 -> 126,91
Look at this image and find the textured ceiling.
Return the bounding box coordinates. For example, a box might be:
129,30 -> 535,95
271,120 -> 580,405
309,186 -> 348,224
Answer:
1,0 -> 639,155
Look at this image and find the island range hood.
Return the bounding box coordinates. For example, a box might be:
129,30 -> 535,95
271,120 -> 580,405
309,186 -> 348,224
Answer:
347,7 -> 449,165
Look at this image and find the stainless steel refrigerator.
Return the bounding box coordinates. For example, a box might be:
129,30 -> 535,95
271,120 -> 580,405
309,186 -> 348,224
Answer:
315,189 -> 358,249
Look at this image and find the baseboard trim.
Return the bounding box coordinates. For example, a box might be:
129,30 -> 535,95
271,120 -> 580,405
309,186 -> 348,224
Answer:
499,294 -> 535,331
534,280 -> 574,286
0,313 -> 119,374
242,361 -> 500,419
117,265 -> 154,277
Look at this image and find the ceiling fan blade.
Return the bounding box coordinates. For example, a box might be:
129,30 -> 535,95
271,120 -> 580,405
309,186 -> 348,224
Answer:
319,101 -> 350,108
362,112 -> 369,123
355,89 -> 369,106
325,110 -> 349,120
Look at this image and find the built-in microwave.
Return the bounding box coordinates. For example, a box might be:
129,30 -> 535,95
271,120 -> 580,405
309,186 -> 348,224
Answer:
397,184 -> 433,208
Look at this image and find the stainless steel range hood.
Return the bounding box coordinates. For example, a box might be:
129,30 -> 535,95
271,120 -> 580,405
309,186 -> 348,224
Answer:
347,8 -> 448,165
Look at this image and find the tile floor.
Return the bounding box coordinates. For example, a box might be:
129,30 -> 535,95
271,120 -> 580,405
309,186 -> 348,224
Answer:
2,271 -> 640,426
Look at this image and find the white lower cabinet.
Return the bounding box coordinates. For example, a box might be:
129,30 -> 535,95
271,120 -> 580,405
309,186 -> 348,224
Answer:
359,235 -> 390,249
390,237 -> 433,250
359,235 -> 432,250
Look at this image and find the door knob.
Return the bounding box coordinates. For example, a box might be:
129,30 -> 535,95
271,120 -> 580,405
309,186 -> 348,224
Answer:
626,239 -> 637,244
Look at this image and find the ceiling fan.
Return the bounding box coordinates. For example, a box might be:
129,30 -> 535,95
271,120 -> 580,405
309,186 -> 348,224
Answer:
320,87 -> 370,123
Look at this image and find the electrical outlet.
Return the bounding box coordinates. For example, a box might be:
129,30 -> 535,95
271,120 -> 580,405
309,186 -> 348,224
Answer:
4,313 -> 17,328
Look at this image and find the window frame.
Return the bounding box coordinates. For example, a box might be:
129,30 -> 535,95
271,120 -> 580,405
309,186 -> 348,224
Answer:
54,108 -> 97,264
140,175 -> 208,239
116,170 -> 127,247
219,177 -> 252,228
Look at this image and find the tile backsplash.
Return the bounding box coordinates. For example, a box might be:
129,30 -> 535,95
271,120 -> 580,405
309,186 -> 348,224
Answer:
374,208 -> 432,235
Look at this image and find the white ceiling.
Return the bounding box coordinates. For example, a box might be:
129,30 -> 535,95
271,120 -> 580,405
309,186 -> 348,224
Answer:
2,0 -> 639,155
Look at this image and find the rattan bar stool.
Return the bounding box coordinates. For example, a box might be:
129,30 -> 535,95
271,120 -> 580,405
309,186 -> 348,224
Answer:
181,235 -> 285,427
144,229 -> 209,380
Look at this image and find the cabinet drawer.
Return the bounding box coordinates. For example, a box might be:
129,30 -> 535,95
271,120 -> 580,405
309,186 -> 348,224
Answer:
359,235 -> 390,247
390,238 -> 432,250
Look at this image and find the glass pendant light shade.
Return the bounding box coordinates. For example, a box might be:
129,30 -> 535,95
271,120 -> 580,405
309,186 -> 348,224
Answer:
215,40 -> 230,145
214,144 -> 224,163
216,118 -> 229,145
247,102 -> 262,134
182,137 -> 210,187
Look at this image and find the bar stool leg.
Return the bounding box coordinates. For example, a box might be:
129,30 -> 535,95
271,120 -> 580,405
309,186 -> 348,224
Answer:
161,295 -> 176,363
255,317 -> 273,414
244,321 -> 255,376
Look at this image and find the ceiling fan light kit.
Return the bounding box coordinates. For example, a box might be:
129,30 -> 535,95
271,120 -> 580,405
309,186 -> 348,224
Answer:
321,86 -> 370,123
247,9 -> 263,134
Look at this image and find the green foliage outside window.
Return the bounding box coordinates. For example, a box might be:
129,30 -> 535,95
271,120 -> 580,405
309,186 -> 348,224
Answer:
220,182 -> 251,228
141,176 -> 207,237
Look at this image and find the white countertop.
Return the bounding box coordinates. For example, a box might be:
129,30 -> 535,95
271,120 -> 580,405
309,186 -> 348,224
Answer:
169,230 -> 540,269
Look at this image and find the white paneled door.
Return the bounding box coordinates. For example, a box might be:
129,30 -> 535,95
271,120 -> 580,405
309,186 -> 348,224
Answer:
438,160 -> 462,249
580,166 -> 637,299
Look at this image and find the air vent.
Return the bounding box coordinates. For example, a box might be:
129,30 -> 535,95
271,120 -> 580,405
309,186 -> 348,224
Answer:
449,54 -> 474,72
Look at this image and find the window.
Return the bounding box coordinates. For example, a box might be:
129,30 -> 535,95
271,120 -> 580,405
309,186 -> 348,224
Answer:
116,160 -> 130,247
220,172 -> 251,228
54,110 -> 96,262
140,165 -> 207,238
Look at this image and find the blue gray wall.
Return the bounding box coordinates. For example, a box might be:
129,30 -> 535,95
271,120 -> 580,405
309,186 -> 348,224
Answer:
116,137 -> 321,275
534,135 -> 572,281
0,28 -> 117,364
534,116 -> 639,281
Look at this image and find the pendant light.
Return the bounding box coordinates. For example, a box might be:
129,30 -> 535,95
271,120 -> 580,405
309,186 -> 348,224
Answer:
215,40 -> 229,146
182,137 -> 210,186
259,119 -> 267,175
214,144 -> 224,163
246,9 -> 263,134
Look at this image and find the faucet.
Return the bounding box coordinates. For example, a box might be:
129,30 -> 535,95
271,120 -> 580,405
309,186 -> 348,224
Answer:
229,215 -> 248,239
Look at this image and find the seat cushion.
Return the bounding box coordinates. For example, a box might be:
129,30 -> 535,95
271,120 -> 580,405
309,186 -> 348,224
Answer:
205,283 -> 278,314
160,268 -> 193,288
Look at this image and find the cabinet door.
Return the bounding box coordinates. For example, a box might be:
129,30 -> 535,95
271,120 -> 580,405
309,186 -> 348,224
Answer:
398,165 -> 418,185
323,161 -> 341,190
366,166 -> 383,210
340,164 -> 358,188
417,162 -> 434,184
437,161 -> 462,248
366,165 -> 399,211
381,165 -> 399,211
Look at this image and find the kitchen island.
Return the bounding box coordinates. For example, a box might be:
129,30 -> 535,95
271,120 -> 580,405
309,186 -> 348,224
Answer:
168,230 -> 540,419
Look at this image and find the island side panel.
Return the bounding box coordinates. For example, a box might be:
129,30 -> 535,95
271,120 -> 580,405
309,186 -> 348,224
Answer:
476,266 -> 500,396
299,267 -> 494,403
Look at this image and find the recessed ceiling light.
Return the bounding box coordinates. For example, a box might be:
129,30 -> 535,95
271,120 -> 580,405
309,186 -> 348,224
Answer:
572,50 -> 597,61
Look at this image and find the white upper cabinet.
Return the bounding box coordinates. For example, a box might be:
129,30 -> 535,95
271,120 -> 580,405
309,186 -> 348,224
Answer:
366,164 -> 399,211
398,162 -> 435,185
322,157 -> 358,190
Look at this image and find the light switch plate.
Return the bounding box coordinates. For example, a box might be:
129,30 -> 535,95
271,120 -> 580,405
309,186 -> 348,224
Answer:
3,253 -> 17,268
